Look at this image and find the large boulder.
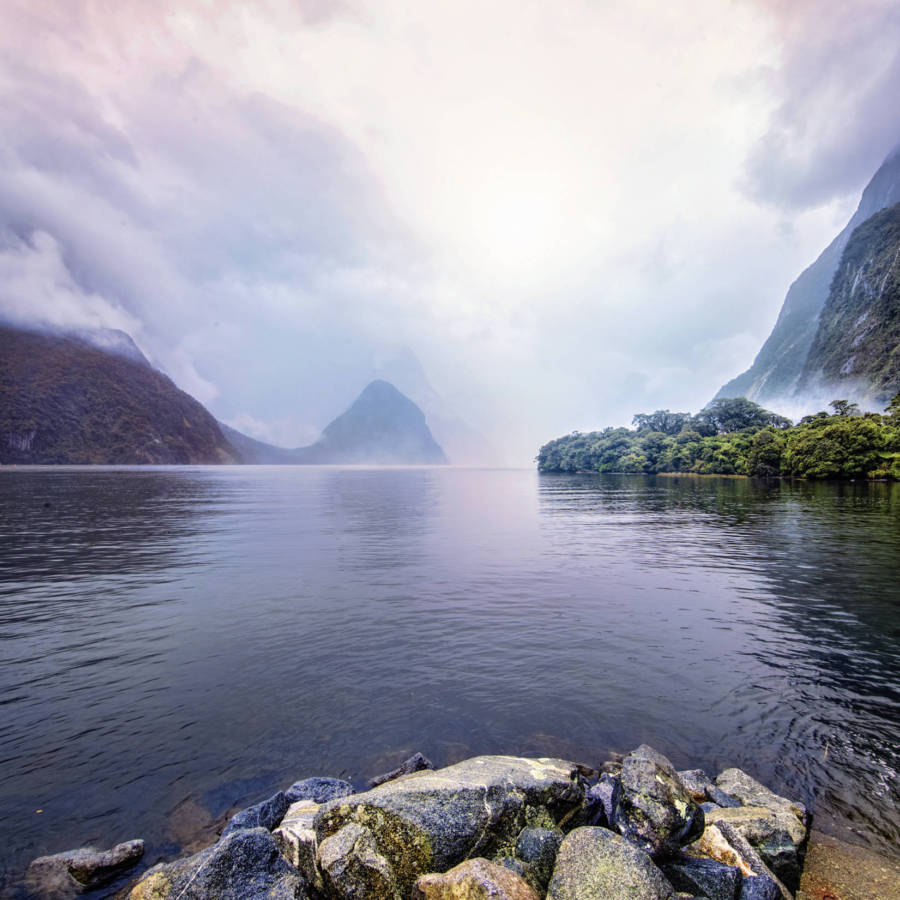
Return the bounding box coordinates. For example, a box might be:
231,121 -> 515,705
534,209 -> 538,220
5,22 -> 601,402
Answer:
615,745 -> 704,858
677,770 -> 740,808
315,755 -> 584,896
414,858 -> 540,899
25,840 -> 144,898
546,827 -> 674,900
714,769 -> 807,824
660,855 -> 741,900
703,805 -> 805,889
221,790 -> 290,837
317,823 -> 399,899
286,777 -> 354,804
128,827 -> 305,899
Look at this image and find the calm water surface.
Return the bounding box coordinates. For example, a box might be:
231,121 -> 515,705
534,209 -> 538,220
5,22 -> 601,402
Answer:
0,467 -> 898,892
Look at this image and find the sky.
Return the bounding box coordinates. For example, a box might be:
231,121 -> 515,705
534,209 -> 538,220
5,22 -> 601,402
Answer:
2,0 -> 900,464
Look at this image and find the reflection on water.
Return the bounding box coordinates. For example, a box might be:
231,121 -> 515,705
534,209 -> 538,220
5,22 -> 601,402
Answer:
0,467 -> 898,893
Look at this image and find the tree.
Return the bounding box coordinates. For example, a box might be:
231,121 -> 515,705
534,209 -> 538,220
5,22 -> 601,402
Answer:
830,399 -> 861,417
632,410 -> 692,435
694,398 -> 792,434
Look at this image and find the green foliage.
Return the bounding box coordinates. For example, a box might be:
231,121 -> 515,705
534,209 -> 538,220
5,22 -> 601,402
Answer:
537,392 -> 900,480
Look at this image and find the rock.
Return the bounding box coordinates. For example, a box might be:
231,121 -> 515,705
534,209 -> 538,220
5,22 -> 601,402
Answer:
286,777 -> 354,804
615,745 -> 704,858
316,755 -> 584,896
701,802 -> 721,814
704,805 -> 805,889
128,827 -> 305,899
585,773 -> 621,828
546,827 -> 675,899
414,858 -> 540,899
368,752 -> 434,787
714,769 -> 807,824
740,874 -> 782,900
221,790 -> 290,837
273,800 -> 321,891
25,840 -> 145,898
661,855 -> 741,900
797,829 -> 900,900
514,827 -> 563,889
685,821 -> 789,900
317,823 -> 399,900
677,769 -> 740,808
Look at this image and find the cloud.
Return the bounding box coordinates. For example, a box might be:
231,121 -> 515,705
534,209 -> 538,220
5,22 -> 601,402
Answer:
1,0 -> 897,462
741,0 -> 900,210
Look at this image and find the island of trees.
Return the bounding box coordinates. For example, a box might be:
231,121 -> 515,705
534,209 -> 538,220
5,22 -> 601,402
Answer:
537,396 -> 900,479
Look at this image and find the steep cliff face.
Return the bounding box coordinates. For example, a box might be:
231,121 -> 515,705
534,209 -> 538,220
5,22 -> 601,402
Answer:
716,147 -> 900,404
0,325 -> 239,464
797,202 -> 900,406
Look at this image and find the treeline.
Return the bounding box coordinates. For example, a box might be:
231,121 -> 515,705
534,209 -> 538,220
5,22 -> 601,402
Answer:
537,396 -> 900,479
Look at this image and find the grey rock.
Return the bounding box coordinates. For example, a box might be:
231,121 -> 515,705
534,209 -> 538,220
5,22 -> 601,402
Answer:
286,777 -> 354,804
714,769 -> 806,823
662,855 -> 741,900
128,827 -> 305,899
221,790 -> 290,837
25,840 -> 144,898
701,802 -> 722,815
368,752 -> 434,787
414,858 -> 540,899
740,874 -> 782,900
715,822 -> 789,900
616,745 -> 705,858
316,755 -> 584,896
317,822 -> 399,899
273,800 -> 321,891
708,787 -> 742,809
585,773 -> 621,828
514,827 -> 563,889
547,827 -> 675,899
704,806 -> 805,892
678,769 -> 716,802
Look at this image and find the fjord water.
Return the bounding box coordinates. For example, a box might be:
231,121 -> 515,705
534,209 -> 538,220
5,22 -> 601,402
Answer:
1,468 -> 898,887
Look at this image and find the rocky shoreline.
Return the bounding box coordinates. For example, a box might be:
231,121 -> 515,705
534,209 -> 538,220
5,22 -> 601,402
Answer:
24,745 -> 825,899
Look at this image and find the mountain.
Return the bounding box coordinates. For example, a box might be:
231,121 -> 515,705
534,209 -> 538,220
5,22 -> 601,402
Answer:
796,201 -> 900,406
0,325 -> 239,464
716,146 -> 900,405
294,380 -> 448,464
222,380 -> 448,465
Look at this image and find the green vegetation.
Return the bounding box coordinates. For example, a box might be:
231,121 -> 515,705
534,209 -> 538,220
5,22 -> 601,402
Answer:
537,396 -> 900,480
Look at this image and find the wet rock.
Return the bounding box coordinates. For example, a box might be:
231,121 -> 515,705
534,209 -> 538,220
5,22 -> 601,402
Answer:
316,755 -> 584,897
286,777 -> 354,804
714,769 -> 807,824
616,745 -> 705,858
514,826 -> 563,889
704,805 -> 805,889
273,800 -> 321,891
661,855 -> 741,900
221,790 -> 290,837
368,752 -> 434,787
546,827 -> 675,900
677,769 -> 740,808
317,822 -> 398,900
585,773 -> 621,828
414,858 -> 540,899
128,827 -> 305,899
25,840 -> 145,898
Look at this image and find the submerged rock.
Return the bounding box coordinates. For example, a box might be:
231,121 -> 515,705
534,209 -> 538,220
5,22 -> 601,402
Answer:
25,840 -> 144,898
414,858 -> 540,899
368,752 -> 434,787
128,827 -> 304,899
315,755 -> 584,896
615,745 -> 704,858
221,790 -> 290,837
546,827 -> 675,900
317,822 -> 399,900
286,777 -> 354,804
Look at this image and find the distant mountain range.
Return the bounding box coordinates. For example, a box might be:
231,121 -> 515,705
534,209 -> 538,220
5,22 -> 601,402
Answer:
0,324 -> 448,466
717,146 -> 900,409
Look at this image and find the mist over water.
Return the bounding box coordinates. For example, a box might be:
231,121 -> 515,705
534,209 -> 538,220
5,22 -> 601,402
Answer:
0,467 -> 898,893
